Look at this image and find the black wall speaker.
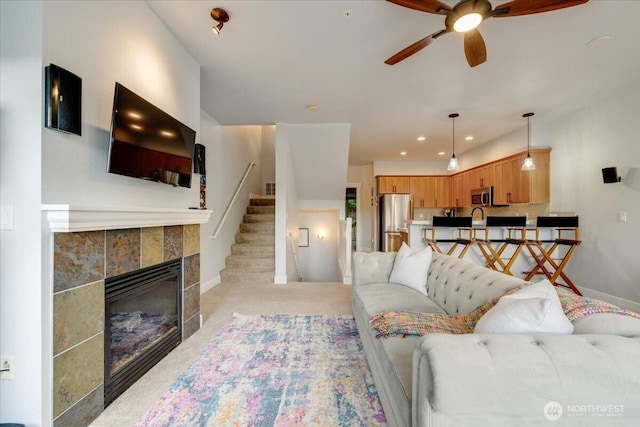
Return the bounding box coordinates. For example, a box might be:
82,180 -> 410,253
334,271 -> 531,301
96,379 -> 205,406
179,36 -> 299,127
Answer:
602,167 -> 621,184
194,143 -> 206,174
44,64 -> 82,136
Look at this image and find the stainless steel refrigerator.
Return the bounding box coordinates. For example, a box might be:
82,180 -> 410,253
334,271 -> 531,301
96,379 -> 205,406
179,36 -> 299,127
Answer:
378,193 -> 412,252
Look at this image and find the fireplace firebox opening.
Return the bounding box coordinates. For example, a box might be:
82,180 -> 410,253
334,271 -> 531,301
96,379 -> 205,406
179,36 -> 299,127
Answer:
104,258 -> 182,405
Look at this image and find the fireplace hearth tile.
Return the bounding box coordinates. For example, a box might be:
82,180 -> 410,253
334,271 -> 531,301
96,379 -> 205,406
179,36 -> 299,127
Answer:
54,231 -> 105,293
54,280 -> 105,355
141,227 -> 163,268
106,228 -> 141,278
53,334 -> 104,418
183,224 -> 200,256
164,225 -> 183,261
184,253 -> 200,287
184,282 -> 200,321
183,310 -> 200,340
53,384 -> 103,427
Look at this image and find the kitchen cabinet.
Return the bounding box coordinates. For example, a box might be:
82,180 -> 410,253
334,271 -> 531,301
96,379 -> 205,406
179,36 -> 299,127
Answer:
410,177 -> 434,207
493,149 -> 550,204
378,176 -> 411,194
468,164 -> 494,189
434,177 -> 451,207
451,173 -> 470,207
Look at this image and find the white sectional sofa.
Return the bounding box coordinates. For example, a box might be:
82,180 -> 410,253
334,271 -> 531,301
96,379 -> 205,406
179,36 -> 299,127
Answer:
352,250 -> 640,427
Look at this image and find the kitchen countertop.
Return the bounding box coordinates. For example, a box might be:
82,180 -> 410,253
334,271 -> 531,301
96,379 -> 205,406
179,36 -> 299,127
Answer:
407,219 -> 537,227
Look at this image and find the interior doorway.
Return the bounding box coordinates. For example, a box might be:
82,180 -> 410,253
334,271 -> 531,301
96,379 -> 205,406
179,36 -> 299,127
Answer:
346,187 -> 357,251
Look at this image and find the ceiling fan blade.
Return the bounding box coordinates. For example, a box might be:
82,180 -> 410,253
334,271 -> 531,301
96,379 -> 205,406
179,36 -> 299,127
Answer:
493,0 -> 588,17
385,29 -> 448,65
464,29 -> 487,67
387,0 -> 452,14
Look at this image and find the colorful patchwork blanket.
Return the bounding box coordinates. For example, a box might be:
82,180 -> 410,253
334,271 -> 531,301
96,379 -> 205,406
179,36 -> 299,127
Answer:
370,288 -> 640,339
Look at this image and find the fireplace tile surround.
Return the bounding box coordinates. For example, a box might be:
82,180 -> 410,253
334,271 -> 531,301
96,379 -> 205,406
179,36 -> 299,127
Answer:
45,205 -> 211,426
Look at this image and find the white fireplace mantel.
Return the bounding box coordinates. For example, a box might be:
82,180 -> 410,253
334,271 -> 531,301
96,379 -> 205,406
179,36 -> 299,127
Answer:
42,205 -> 213,232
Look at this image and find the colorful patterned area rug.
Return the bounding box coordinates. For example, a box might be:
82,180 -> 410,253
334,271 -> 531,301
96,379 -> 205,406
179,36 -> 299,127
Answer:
135,314 -> 387,426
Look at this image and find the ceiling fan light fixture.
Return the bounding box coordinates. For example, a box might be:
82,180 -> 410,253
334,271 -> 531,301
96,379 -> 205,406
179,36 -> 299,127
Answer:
454,13 -> 483,32
522,112 -> 536,171
447,113 -> 461,172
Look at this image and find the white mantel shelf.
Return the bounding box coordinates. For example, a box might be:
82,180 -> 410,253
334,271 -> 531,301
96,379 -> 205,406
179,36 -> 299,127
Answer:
42,205 -> 213,233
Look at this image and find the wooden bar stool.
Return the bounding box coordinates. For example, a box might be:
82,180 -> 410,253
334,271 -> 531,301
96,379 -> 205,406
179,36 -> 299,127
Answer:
524,216 -> 582,295
474,216 -> 527,276
422,216 -> 473,259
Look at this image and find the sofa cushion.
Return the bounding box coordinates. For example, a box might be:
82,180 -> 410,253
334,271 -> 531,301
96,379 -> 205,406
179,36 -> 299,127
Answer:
474,280 -> 574,334
573,313 -> 640,336
353,282 -> 446,320
352,251 -> 396,285
389,243 -> 432,295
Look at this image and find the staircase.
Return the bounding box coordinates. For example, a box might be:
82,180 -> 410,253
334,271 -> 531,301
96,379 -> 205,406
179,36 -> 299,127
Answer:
220,197 -> 275,283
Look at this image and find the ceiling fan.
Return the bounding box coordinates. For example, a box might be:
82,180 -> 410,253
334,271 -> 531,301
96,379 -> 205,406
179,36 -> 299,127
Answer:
385,0 -> 589,67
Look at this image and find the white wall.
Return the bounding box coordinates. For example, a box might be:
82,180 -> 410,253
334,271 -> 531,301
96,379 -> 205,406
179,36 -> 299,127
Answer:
41,1 -> 201,208
373,160 -> 449,176
261,125 -> 276,192
2,1 -> 205,423
274,124 -> 299,284
0,2 -> 45,425
348,165 -> 375,251
297,210 -> 340,282
198,118 -> 265,292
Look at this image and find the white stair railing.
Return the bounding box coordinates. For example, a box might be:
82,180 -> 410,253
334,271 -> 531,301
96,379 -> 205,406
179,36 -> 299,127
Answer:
338,217 -> 352,284
211,162 -> 256,239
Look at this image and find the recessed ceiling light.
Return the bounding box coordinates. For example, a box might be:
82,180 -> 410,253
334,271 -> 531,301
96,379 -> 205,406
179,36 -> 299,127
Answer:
343,10 -> 352,20
465,136 -> 473,141
417,136 -> 426,141
400,151 -> 407,156
307,104 -> 319,111
438,151 -> 445,156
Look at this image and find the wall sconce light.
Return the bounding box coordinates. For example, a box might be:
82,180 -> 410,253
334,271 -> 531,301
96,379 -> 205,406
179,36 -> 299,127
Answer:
211,8 -> 229,35
316,231 -> 326,240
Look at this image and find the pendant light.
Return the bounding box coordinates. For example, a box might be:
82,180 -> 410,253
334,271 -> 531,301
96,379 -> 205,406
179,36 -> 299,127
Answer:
447,113 -> 460,172
522,112 -> 536,171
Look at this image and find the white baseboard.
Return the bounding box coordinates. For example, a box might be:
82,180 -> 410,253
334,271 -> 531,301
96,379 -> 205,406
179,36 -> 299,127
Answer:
274,274 -> 288,284
200,275 -> 221,294
578,286 -> 640,314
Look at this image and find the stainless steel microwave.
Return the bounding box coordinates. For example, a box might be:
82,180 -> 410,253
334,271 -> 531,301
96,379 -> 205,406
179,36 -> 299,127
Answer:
471,187 -> 493,207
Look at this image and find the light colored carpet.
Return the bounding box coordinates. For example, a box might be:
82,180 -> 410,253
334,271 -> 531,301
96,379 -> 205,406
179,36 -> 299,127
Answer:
90,281 -> 353,426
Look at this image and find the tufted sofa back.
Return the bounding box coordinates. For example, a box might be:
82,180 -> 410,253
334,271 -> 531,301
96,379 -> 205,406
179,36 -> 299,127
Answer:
352,251 -> 397,285
427,252 -> 527,314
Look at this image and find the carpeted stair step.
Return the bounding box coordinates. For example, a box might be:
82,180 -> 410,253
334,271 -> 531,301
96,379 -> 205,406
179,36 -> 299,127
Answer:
235,232 -> 275,244
220,267 -> 274,283
247,205 -> 275,215
243,214 -> 275,223
239,222 -> 275,233
250,198 -> 275,207
231,243 -> 275,257
225,255 -> 274,269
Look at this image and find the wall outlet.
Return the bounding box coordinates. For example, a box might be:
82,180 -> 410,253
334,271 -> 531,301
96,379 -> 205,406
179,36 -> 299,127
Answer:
618,211 -> 627,222
0,206 -> 14,231
0,356 -> 15,380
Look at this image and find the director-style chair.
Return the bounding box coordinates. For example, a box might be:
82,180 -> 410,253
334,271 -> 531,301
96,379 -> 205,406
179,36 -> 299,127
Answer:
474,216 -> 527,276
524,216 -> 582,295
422,216 -> 474,259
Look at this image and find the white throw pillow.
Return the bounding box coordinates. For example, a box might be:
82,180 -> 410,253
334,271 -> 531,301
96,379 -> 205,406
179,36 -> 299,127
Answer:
474,280 -> 574,334
388,242 -> 432,295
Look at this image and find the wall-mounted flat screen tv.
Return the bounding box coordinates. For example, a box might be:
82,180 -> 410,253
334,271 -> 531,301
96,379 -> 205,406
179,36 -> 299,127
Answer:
107,83 -> 195,188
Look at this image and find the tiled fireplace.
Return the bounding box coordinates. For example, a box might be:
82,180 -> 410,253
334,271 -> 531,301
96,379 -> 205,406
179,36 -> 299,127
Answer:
44,206 -> 211,426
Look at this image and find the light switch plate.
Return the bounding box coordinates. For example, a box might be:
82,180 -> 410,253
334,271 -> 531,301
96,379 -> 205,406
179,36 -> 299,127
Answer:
618,211 -> 627,222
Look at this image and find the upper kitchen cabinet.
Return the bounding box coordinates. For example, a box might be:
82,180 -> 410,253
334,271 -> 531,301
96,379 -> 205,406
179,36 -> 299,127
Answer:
468,164 -> 495,189
494,149 -> 550,204
410,177 -> 434,207
451,173 -> 470,207
434,177 -> 451,207
377,176 -> 411,194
